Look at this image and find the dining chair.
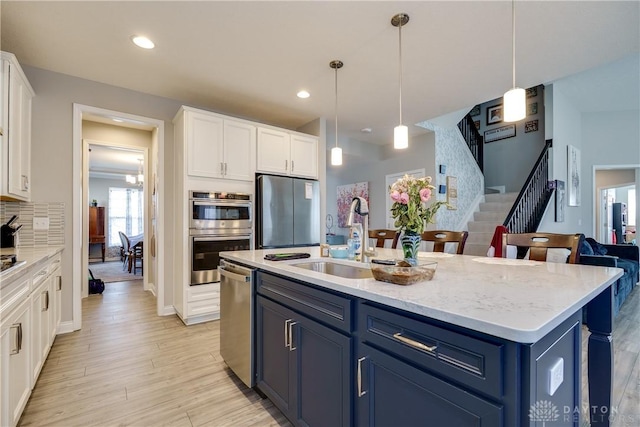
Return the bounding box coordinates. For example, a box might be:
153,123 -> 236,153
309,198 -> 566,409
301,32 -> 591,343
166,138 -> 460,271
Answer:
131,241 -> 143,275
501,232 -> 582,264
118,231 -> 132,272
420,230 -> 469,255
368,229 -> 399,249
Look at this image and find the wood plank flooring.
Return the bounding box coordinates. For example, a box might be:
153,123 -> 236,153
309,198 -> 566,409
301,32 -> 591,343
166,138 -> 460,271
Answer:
18,280 -> 640,426
18,280 -> 291,427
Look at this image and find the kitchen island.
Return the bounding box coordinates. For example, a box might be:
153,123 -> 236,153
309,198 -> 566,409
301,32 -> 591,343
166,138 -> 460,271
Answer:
221,247 -> 623,427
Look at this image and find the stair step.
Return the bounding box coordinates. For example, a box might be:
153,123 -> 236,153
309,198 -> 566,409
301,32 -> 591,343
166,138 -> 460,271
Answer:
474,211 -> 506,222
484,192 -> 518,203
466,232 -> 494,245
478,201 -> 514,213
468,221 -> 501,232
463,243 -> 490,257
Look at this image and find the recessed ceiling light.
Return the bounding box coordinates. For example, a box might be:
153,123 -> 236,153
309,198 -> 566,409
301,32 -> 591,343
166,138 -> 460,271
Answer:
113,118 -> 124,123
297,90 -> 310,99
361,127 -> 372,133
131,35 -> 155,49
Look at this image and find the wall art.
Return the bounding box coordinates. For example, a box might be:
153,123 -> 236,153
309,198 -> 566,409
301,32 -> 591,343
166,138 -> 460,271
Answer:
567,145 -> 581,206
337,181 -> 369,227
446,176 -> 457,210
469,104 -> 481,117
526,86 -> 538,98
554,180 -> 565,222
524,119 -> 539,133
484,124 -> 516,143
486,104 -> 503,125
527,102 -> 538,116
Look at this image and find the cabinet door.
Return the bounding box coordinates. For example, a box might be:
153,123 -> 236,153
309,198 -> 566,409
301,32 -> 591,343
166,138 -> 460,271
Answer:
356,343 -> 503,427
255,296 -> 295,415
256,127 -> 290,175
53,270 -> 62,337
186,111 -> 224,178
7,61 -> 32,200
4,299 -> 32,427
292,311 -> 352,427
289,134 -> 318,179
223,120 -> 255,181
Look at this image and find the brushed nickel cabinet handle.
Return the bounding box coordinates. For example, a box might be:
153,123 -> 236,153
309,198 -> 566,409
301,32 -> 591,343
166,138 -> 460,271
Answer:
224,162 -> 228,175
56,276 -> 62,291
288,322 -> 297,351
10,324 -> 20,355
357,357 -> 367,397
284,319 -> 291,348
291,160 -> 294,172
285,159 -> 288,171
393,333 -> 437,353
46,290 -> 50,311
220,162 -> 224,175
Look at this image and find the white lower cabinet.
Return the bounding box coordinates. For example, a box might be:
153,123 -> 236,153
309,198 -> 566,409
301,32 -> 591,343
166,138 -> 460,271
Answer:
0,250 -> 62,427
1,296 -> 32,427
184,283 -> 220,322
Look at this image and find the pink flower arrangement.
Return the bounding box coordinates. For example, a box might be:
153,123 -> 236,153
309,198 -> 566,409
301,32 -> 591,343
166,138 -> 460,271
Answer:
389,175 -> 446,233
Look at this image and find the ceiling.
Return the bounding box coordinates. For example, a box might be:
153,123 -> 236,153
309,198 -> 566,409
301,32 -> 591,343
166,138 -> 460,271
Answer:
1,1 -> 639,146
88,144 -> 144,180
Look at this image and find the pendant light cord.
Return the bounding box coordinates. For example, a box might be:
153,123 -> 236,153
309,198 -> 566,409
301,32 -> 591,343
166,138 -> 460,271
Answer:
334,66 -> 339,149
511,0 -> 516,89
398,18 -> 403,125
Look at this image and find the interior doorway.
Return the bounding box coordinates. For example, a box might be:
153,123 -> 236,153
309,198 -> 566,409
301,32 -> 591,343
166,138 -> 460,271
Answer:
593,166 -> 639,244
72,104 -> 167,331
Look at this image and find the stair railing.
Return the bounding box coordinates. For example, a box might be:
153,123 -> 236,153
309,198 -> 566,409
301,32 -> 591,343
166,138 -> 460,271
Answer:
503,140 -> 553,233
457,113 -> 484,172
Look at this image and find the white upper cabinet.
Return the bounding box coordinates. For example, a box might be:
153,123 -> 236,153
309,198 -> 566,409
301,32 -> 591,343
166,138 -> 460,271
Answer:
183,109 -> 255,182
1,52 -> 34,201
257,127 -> 318,179
223,119 -> 256,181
290,133 -> 318,178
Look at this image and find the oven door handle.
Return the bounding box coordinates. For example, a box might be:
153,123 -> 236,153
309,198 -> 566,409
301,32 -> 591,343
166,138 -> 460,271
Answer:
193,235 -> 252,242
219,266 -> 250,283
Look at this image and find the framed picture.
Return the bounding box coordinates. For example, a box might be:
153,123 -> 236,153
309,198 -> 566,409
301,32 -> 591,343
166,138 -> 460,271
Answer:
526,86 -> 538,98
567,145 -> 581,206
484,124 -> 516,143
469,104 -> 481,117
554,180 -> 565,222
527,102 -> 538,116
474,120 -> 481,130
486,104 -> 503,125
337,182 -> 369,227
524,119 -> 538,133
446,176 -> 457,210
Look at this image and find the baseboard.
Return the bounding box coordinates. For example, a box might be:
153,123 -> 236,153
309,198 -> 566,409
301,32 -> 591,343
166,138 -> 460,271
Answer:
159,305 -> 176,316
56,321 -> 76,335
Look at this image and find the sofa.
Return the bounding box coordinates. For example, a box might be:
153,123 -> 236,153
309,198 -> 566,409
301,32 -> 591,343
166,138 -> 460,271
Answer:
579,237 -> 639,317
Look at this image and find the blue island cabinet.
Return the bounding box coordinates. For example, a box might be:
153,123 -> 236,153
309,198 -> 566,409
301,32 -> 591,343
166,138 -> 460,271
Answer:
256,272 -> 353,427
255,271 -> 584,427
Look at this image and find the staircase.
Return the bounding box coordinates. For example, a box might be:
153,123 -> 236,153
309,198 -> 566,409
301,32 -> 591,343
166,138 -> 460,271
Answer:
463,192 -> 518,256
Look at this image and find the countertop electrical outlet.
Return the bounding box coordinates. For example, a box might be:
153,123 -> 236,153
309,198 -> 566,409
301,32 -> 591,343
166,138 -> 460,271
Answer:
33,217 -> 49,230
548,357 -> 564,396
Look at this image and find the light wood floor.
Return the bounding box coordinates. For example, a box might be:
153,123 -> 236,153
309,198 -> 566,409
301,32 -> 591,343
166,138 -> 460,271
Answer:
18,280 -> 639,426
18,280 -> 291,427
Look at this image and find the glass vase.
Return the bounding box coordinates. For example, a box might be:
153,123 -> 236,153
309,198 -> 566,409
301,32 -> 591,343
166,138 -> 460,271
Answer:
401,230 -> 420,266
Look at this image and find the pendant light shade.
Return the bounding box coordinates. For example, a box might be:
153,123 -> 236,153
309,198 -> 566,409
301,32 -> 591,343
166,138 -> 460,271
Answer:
392,13 -> 409,149
330,60 -> 344,166
503,0 -> 525,122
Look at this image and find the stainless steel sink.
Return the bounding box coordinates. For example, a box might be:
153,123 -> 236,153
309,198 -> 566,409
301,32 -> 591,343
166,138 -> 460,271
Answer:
292,261 -> 373,279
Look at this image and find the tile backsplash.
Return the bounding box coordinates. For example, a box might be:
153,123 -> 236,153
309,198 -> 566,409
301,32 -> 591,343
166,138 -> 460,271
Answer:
0,201 -> 65,247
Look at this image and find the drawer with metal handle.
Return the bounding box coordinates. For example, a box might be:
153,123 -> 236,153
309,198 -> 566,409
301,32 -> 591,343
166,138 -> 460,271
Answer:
358,302 -> 504,400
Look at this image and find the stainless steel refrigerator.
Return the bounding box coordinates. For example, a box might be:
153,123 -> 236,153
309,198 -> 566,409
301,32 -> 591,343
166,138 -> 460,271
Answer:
256,174 -> 320,248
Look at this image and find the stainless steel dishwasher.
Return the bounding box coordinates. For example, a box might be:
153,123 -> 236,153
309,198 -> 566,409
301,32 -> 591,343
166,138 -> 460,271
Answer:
219,258 -> 255,388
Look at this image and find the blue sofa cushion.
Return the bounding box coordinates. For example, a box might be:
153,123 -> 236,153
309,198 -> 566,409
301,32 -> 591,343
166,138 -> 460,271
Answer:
586,238 -> 608,255
580,239 -> 595,256
616,258 -> 639,285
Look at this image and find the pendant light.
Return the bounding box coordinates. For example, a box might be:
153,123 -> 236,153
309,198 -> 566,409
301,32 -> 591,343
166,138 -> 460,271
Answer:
330,60 -> 343,166
503,0 -> 525,122
392,13 -> 409,149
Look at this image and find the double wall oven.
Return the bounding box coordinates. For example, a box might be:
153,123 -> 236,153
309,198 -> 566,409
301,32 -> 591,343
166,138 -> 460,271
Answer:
189,191 -> 252,286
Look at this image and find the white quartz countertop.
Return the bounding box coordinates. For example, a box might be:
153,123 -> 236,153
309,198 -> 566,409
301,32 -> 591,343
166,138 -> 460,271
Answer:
1,246 -> 65,286
220,247 -> 624,343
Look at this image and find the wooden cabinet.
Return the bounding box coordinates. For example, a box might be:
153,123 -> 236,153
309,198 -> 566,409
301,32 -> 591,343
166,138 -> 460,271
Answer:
256,127 -> 318,179
256,273 -> 352,427
1,296 -> 32,427
89,206 -> 105,262
1,51 -> 34,202
181,108 -> 255,181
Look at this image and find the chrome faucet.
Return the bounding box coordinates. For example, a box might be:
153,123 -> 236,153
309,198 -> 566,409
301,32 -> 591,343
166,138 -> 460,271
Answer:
346,197 -> 377,261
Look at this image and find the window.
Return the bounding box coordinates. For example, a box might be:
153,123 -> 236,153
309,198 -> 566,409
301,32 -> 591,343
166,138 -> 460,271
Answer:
108,187 -> 144,246
629,188 -> 636,226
